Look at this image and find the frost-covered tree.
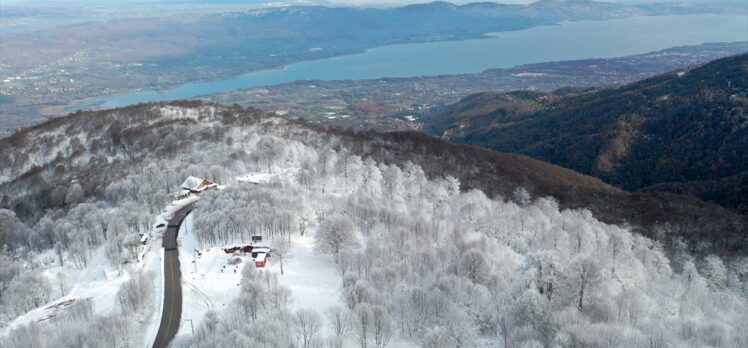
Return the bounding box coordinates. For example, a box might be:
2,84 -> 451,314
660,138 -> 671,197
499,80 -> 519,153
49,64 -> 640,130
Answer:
65,182 -> 85,205
0,209 -> 30,249
294,309 -> 322,348
238,264 -> 267,322
0,251 -> 22,304
327,306 -> 352,348
315,214 -> 358,256
371,304 -> 394,348
54,240 -> 64,266
5,105 -> 746,348
56,271 -> 68,297
106,235 -> 126,274
354,303 -> 374,348
702,254 -> 728,289
5,272 -> 51,315
273,236 -> 291,275
117,272 -> 152,313
422,326 -> 455,348
570,256 -> 601,312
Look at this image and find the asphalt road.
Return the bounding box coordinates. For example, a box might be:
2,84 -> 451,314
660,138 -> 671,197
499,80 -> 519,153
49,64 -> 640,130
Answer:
152,202 -> 194,348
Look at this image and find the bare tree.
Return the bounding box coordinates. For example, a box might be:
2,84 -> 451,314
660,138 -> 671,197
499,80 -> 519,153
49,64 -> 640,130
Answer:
56,272 -> 68,297
54,241 -> 64,267
294,309 -> 322,348
5,272 -> 51,315
299,218 -> 309,237
572,257 -> 601,312
354,303 -> 373,348
371,305 -> 393,348
327,306 -> 352,348
238,282 -> 265,322
70,241 -> 88,269
106,236 -> 125,274
422,326 -> 456,348
117,272 -> 151,313
273,237 -> 291,275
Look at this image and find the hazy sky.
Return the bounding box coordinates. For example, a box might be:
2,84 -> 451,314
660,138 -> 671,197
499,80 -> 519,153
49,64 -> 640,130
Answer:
2,0 -> 714,5
3,0 -> 740,12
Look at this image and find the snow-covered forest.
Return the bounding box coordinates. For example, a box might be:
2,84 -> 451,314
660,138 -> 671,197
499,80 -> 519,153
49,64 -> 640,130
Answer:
1,104 -> 747,347
177,133 -> 748,347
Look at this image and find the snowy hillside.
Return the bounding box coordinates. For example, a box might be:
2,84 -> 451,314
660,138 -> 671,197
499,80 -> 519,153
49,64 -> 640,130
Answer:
170,122 -> 748,347
1,103 -> 747,347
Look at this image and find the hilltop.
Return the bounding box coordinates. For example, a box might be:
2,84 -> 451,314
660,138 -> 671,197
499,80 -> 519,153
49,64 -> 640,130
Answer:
429,53 -> 748,214
2,101 -> 744,256
1,102 -> 746,347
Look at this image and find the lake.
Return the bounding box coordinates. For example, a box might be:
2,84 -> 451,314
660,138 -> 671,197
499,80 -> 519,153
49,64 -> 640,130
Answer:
81,14 -> 748,109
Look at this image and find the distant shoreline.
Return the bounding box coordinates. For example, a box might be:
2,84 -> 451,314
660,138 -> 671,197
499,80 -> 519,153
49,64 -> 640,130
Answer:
68,14 -> 748,111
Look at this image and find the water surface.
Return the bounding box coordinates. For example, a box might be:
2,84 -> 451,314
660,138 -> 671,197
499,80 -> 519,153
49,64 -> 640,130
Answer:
82,14 -> 748,109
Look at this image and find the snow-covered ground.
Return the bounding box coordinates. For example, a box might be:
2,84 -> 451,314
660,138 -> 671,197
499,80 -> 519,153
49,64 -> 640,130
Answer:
1,194 -> 200,348
236,172 -> 273,184
1,247 -> 130,334
175,195 -> 345,339
273,233 -> 343,336
176,212 -> 243,339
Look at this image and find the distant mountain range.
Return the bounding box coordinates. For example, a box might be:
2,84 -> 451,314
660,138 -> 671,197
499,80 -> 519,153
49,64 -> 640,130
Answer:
428,53 -> 748,214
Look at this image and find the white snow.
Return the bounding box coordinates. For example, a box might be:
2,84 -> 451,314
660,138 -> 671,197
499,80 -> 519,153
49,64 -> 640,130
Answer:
1,248 -> 129,334
156,106 -> 202,123
175,213 -> 243,339
0,195 -> 202,343
255,253 -> 267,263
175,201 -> 345,339
272,233 -> 344,336
236,172 -> 273,184
512,72 -> 547,77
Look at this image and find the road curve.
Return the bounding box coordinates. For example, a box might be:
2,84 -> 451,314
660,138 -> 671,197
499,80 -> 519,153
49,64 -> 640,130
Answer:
152,203 -> 194,348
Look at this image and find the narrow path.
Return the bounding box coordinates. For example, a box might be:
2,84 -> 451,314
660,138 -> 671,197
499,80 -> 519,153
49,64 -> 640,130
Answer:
152,203 -> 194,348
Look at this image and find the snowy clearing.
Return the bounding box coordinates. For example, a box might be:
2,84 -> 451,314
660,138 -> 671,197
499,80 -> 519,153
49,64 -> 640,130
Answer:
175,198 -> 346,339
271,233 -> 343,337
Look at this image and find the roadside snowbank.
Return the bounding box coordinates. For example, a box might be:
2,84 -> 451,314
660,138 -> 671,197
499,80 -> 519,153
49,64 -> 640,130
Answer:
143,195 -> 200,345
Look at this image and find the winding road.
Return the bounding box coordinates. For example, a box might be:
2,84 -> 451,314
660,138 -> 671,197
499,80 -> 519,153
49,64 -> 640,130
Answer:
152,202 -> 194,348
